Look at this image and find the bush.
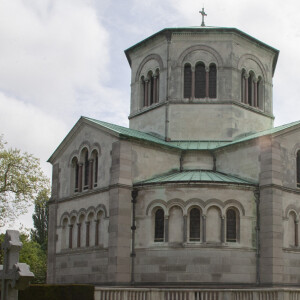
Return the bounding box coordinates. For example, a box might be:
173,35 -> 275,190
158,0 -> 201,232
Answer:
19,284 -> 94,300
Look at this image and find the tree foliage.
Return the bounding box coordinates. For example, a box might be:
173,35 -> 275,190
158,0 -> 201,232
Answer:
0,135 -> 49,226
31,188 -> 49,251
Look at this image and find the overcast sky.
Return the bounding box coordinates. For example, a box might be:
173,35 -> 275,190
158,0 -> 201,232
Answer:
1,0 -> 299,230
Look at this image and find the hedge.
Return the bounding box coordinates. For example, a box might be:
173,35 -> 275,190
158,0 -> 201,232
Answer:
19,284 -> 94,300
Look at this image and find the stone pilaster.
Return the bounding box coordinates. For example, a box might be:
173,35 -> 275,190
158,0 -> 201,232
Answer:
47,163 -> 59,284
46,201 -> 57,284
108,141 -> 132,284
259,137 -> 284,285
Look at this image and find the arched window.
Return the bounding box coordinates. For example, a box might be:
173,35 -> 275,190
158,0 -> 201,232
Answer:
69,216 -> 76,249
77,214 -> 85,248
257,77 -> 261,108
288,212 -> 298,247
141,76 -> 146,107
61,218 -> 68,249
95,211 -> 102,246
154,208 -> 164,242
86,212 -> 94,247
248,73 -> 254,106
195,62 -> 206,98
91,150 -> 98,188
155,69 -> 160,103
71,157 -> 79,193
83,149 -> 89,190
209,64 -> 217,98
241,70 -> 246,103
184,64 -> 192,99
189,208 -> 201,241
297,151 -> 300,188
226,209 -> 237,242
150,73 -> 154,106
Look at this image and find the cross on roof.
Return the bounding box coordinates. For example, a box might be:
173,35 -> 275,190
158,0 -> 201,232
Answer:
199,7 -> 207,27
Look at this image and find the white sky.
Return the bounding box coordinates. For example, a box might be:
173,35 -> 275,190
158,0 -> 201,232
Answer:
0,0 -> 299,230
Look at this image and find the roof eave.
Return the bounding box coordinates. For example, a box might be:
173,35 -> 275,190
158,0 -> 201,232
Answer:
47,117 -> 121,164
124,27 -> 279,64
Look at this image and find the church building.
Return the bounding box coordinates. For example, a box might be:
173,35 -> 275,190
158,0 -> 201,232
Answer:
47,19 -> 300,296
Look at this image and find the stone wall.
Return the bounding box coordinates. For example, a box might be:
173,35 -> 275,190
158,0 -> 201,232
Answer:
134,247 -> 256,284
55,249 -> 108,284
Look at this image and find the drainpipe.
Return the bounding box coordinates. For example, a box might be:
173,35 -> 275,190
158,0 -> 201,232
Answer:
254,188 -> 260,285
180,151 -> 184,171
131,190 -> 138,285
213,152 -> 217,171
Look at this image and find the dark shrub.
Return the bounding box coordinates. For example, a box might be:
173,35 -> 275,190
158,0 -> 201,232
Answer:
19,284 -> 94,300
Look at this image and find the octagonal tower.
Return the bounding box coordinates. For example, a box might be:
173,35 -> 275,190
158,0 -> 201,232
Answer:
125,27 -> 279,141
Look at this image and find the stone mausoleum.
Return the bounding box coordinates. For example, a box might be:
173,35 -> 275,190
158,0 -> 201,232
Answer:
47,21 -> 300,298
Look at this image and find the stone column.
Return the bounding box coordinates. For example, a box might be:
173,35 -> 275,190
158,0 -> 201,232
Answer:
202,215 -> 206,243
78,163 -> 83,192
205,67 -> 209,98
191,67 -> 195,99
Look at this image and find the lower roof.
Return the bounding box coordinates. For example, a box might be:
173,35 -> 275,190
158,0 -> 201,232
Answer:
134,170 -> 257,186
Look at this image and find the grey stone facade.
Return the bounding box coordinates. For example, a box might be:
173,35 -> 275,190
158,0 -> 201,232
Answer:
47,27 -> 300,288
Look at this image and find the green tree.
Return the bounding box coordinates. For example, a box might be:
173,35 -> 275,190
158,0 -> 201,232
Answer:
0,135 -> 49,226
31,188 -> 49,251
19,233 -> 47,284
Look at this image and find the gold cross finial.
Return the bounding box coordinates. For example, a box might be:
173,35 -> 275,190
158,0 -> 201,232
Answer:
199,7 -> 207,27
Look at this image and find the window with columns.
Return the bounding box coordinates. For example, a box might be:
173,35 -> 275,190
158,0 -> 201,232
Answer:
241,70 -> 262,109
154,208 -> 164,242
141,69 -> 160,108
60,208 -> 106,251
150,205 -> 242,245
184,62 -> 217,99
71,148 -> 99,194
